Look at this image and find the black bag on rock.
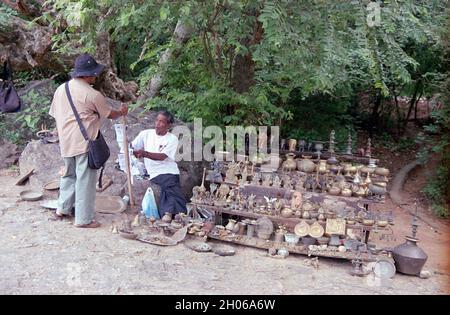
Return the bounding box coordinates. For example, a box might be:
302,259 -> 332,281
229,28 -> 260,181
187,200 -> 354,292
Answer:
64,82 -> 110,170
0,61 -> 22,113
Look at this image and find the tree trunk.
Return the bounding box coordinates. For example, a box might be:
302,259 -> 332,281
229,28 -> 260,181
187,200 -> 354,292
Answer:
392,85 -> 402,136
231,10 -> 264,93
93,32 -> 138,102
369,90 -> 382,138
414,90 -> 423,121
138,20 -> 194,102
403,79 -> 421,131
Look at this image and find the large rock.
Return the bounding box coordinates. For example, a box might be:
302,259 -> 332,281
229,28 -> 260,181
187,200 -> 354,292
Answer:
19,103 -> 206,209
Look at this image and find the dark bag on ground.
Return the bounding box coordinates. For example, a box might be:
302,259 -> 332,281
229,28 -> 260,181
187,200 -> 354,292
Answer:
0,61 -> 22,113
64,82 -> 110,170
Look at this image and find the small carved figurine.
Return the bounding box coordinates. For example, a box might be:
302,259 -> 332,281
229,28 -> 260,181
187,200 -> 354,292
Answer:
290,191 -> 303,210
272,175 -> 282,188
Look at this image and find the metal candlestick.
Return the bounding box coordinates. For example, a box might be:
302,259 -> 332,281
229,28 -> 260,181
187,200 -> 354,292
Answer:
346,132 -> 353,155
329,130 -> 335,155
365,138 -> 372,158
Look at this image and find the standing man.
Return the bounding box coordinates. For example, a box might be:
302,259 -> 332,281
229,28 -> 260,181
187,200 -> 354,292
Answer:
132,110 -> 187,216
50,53 -> 128,228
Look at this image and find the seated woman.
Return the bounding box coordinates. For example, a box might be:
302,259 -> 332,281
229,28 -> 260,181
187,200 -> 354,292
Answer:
132,110 -> 187,216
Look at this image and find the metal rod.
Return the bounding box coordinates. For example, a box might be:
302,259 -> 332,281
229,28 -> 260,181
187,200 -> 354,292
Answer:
122,116 -> 135,207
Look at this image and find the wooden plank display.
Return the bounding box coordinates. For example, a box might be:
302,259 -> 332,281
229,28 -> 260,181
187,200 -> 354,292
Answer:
191,203 -> 389,232
207,232 -> 382,262
278,149 -> 377,164
240,184 -> 380,206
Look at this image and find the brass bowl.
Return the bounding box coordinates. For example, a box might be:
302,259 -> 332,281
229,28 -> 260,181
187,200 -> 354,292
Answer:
363,219 -> 375,226
375,167 -> 390,177
328,187 -> 341,196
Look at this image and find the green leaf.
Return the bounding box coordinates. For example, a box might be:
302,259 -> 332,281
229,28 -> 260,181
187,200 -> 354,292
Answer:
160,6 -> 169,21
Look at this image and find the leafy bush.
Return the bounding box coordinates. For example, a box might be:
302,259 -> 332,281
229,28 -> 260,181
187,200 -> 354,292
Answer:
422,164 -> 449,218
16,90 -> 54,134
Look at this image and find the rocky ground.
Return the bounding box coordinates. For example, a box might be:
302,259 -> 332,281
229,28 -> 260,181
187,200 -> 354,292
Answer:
0,168 -> 448,295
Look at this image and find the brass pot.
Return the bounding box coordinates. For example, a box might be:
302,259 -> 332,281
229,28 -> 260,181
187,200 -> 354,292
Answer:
288,139 -> 297,151
281,208 -> 293,218
328,186 -> 341,196
341,188 -> 352,197
302,201 -> 313,212
317,160 -> 328,173
393,236 -> 428,275
297,156 -> 316,173
282,153 -> 297,171
354,187 -> 367,197
161,212 -> 172,223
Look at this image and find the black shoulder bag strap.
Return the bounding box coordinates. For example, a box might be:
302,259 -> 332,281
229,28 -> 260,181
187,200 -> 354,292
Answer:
64,82 -> 105,188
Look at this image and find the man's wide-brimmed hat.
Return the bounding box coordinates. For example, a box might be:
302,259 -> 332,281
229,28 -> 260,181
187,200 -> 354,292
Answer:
70,53 -> 105,78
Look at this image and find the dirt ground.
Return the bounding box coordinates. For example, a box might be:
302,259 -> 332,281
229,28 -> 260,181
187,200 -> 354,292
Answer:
0,167 -> 449,295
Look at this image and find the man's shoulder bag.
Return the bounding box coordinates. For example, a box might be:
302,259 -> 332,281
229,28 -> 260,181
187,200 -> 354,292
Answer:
64,82 -> 110,171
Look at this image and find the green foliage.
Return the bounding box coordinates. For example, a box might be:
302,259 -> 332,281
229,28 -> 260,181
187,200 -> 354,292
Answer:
15,90 -> 54,134
36,0 -> 447,147
0,114 -> 21,145
378,134 -> 416,151
280,90 -> 356,145
0,3 -> 17,30
422,165 -> 449,218
13,68 -> 62,88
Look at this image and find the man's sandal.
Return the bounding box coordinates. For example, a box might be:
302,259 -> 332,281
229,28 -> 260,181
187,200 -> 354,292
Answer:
74,220 -> 101,228
49,212 -> 71,221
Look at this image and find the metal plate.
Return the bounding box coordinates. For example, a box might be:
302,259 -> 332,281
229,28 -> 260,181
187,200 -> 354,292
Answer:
20,190 -> 43,201
309,222 -> 324,238
136,234 -> 177,246
95,196 -> 127,214
373,259 -> 396,279
294,221 -> 310,237
256,217 -> 274,235
43,179 -> 60,190
171,225 -> 189,243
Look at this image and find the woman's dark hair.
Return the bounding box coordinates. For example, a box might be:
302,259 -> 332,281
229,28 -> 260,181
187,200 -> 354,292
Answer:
157,110 -> 174,124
